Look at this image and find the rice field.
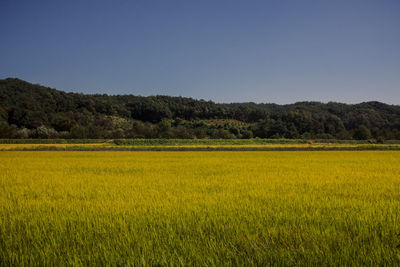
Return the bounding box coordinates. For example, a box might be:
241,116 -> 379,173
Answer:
1,151 -> 400,265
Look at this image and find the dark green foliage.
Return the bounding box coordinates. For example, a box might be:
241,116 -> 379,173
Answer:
1,78 -> 400,139
353,125 -> 372,140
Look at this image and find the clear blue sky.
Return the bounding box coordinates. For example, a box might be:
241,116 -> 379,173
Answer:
1,0 -> 399,104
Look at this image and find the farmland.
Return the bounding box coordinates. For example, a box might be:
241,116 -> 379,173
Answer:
1,151 -> 400,265
1,138 -> 400,151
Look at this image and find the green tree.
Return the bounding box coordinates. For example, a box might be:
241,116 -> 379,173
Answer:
353,125 -> 372,140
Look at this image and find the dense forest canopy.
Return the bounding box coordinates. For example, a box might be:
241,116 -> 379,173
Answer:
1,78 -> 399,140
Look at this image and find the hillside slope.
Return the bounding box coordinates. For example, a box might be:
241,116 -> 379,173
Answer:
1,78 -> 399,139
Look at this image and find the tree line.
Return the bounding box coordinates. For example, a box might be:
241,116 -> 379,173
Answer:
1,78 -> 400,140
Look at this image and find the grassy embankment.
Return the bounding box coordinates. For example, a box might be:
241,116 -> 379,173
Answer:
0,138 -> 400,151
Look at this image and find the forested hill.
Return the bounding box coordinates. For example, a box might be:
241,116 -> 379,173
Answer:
1,78 -> 400,140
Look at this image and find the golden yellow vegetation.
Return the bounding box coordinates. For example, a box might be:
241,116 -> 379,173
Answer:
1,151 -> 400,265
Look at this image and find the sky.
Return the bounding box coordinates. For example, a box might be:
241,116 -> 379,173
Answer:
1,0 -> 399,104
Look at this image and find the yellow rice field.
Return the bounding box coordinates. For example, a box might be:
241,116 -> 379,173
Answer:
1,151 -> 400,265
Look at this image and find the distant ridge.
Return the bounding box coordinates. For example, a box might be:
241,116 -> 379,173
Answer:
1,78 -> 399,139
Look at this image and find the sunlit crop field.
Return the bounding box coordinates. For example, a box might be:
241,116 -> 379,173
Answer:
1,151 -> 400,265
